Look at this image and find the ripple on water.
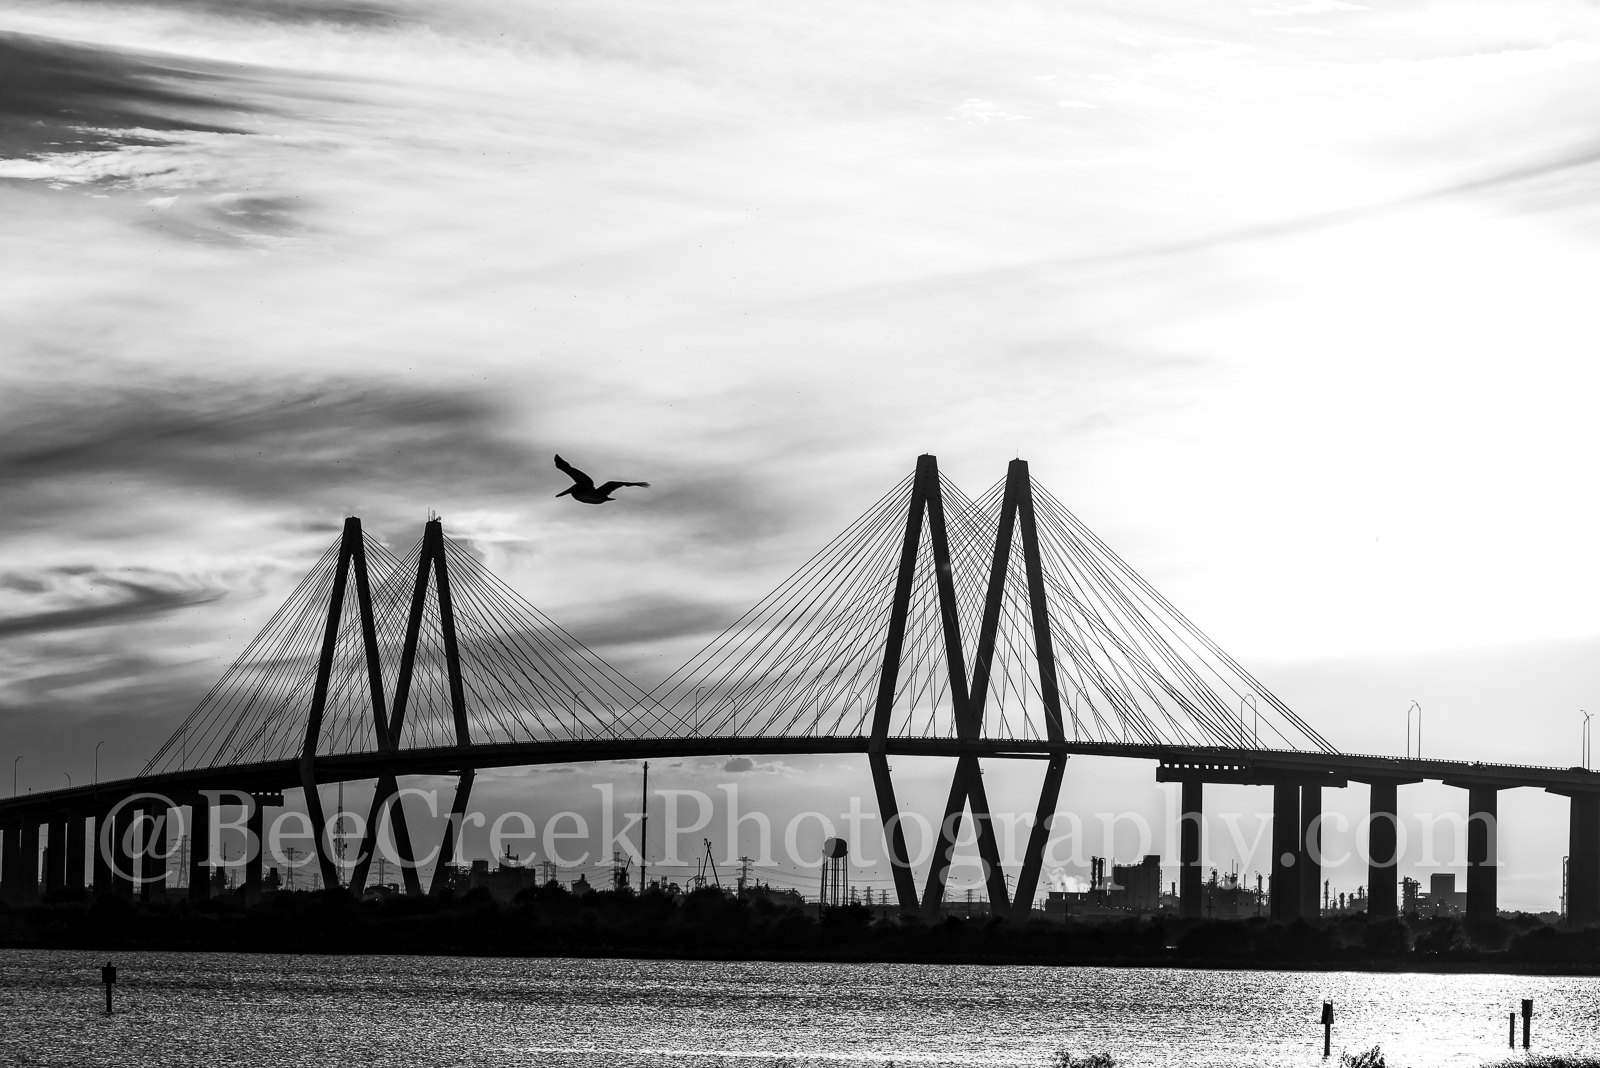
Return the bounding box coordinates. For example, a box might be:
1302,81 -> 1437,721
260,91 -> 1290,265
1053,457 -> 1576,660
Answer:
0,950 -> 1596,1068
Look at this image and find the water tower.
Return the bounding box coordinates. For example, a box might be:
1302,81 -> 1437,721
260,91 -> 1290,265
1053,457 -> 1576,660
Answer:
819,837 -> 848,908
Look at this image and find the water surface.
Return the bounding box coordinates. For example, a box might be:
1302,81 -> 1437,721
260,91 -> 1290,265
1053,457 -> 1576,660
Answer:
1,950 -> 1595,1067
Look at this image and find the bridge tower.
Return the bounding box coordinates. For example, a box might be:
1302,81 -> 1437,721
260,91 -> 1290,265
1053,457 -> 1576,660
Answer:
345,517 -> 476,897
869,455 -> 1068,919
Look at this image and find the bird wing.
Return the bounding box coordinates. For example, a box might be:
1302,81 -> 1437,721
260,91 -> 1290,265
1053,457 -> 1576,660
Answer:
597,480 -> 651,494
554,454 -> 595,491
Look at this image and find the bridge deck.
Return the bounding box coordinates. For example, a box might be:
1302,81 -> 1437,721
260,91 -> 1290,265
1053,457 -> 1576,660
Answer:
4,738 -> 1597,818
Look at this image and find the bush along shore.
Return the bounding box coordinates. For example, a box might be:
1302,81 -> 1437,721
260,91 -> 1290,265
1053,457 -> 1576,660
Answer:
3,884 -> 1600,969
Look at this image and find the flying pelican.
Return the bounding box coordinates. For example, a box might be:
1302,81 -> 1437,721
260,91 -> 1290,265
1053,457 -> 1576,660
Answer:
554,455 -> 651,505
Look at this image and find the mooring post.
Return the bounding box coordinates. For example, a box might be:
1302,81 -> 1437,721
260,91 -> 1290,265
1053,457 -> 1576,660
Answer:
100,961 -> 115,1015
1321,1001 -> 1333,1058
1522,999 -> 1532,1049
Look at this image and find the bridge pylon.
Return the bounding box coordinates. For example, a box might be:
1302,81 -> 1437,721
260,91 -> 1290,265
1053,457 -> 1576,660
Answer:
296,516 -> 391,892
347,517 -> 474,897
869,455 -> 1070,918
868,454 -> 1008,914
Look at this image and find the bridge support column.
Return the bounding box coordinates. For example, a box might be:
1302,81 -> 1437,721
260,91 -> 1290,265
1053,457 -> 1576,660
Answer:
922,755 -> 1009,919
350,775 -> 423,897
429,772 -> 475,897
189,795 -> 211,902
91,809 -> 113,895
111,804 -> 134,898
1466,784 -> 1499,924
245,798 -> 265,904
65,811 -> 87,893
1299,785 -> 1322,922
1270,783 -> 1300,922
1179,779 -> 1203,919
1564,792 -> 1600,928
44,816 -> 66,896
1012,753 -> 1068,916
0,819 -> 18,902
131,806 -> 148,900
141,803 -> 169,903
17,816 -> 40,904
869,753 -> 919,913
1365,779 -> 1401,920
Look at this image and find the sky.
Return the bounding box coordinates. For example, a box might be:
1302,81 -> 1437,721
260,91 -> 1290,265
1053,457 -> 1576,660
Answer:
4,0 -> 1600,909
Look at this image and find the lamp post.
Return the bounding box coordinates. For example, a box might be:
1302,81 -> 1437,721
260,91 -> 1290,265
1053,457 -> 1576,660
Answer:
1406,701 -> 1422,759
12,755 -> 20,797
1583,710 -> 1593,771
94,741 -> 106,785
63,772 -> 72,788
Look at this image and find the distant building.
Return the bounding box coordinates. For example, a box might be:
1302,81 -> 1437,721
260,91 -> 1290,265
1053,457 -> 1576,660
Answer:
1043,855 -> 1169,919
468,854 -> 540,903
1108,855 -> 1163,912
434,863 -> 472,894
1418,873 -> 1467,916
1200,868 -> 1258,919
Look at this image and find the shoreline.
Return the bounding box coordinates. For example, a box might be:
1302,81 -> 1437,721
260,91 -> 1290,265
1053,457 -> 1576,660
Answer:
4,885 -> 1600,976
11,943 -> 1599,977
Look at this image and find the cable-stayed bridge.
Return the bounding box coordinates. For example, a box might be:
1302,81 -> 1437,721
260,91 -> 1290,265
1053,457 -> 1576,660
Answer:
3,456 -> 1599,926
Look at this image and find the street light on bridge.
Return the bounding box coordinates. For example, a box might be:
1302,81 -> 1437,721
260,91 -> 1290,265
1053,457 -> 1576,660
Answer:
1583,710 -> 1592,771
1406,700 -> 1422,759
94,740 -> 105,784
12,755 -> 20,798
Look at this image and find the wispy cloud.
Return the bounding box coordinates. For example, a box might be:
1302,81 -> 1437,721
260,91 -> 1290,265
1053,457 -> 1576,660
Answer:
0,567 -> 224,639
0,29 -> 250,160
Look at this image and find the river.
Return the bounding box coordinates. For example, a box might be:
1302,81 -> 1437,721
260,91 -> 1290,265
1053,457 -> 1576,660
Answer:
0,950 -> 1595,1067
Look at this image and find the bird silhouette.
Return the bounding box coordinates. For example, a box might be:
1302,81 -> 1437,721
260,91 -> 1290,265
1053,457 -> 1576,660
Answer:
554,455 -> 651,505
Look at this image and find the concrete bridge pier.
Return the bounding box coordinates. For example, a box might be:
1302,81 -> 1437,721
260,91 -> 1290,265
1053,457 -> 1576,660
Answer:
1367,780 -> 1398,919
1567,792 -> 1599,928
0,819 -> 18,902
244,794 -> 280,903
1179,779 -> 1203,919
1299,785 -> 1322,920
1270,782 -> 1300,922
139,802 -> 169,903
1451,782 -> 1500,923
188,795 -> 211,902
91,808 -> 112,894
111,804 -> 135,898
1549,789 -> 1599,927
43,816 -> 66,896
65,810 -> 87,893
1357,777 -> 1415,921
14,816 -> 40,904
